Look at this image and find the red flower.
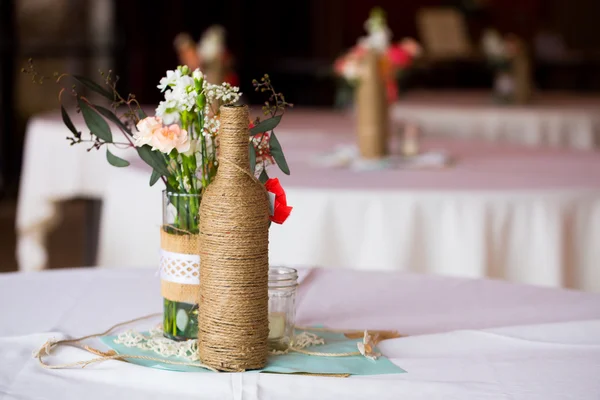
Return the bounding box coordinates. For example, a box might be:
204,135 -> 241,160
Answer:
265,178 -> 292,224
387,44 -> 412,68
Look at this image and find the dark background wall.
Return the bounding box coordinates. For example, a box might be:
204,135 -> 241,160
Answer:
1,0 -> 599,195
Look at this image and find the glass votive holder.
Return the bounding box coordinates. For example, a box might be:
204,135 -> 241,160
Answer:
268,266 -> 298,351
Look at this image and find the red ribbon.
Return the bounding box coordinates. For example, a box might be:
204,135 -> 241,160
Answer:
265,178 -> 292,224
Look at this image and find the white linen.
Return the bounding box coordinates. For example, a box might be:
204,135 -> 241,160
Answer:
96,131 -> 600,292
16,111 -> 132,272
392,91 -> 600,149
17,108 -> 600,294
1,268 -> 600,400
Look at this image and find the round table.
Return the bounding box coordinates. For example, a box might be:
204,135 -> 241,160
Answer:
97,111 -> 600,291
392,91 -> 600,149
1,268 -> 600,399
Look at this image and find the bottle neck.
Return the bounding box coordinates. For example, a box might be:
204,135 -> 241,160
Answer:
217,105 -> 250,174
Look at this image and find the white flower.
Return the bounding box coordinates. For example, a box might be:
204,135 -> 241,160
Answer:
203,81 -> 241,106
133,116 -> 163,147
359,28 -> 391,52
183,139 -> 200,156
157,69 -> 182,92
341,60 -> 360,81
482,29 -> 506,59
156,97 -> 180,125
197,25 -> 225,62
182,175 -> 191,192
192,69 -> 204,81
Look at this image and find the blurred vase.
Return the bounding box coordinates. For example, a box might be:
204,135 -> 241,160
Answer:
355,50 -> 389,159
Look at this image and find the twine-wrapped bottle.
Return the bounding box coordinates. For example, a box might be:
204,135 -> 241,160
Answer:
198,105 -> 270,371
512,38 -> 532,105
355,49 -> 389,159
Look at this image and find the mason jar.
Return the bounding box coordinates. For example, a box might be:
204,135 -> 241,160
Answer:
268,266 -> 298,351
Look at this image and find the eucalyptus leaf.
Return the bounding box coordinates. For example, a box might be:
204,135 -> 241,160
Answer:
248,142 -> 256,174
106,149 -> 130,167
249,115 -> 281,135
269,131 -> 290,175
95,105 -> 132,135
78,100 -> 113,142
149,170 -> 161,186
137,108 -> 148,120
259,169 -> 269,184
136,145 -> 170,177
72,75 -> 115,100
61,105 -> 80,137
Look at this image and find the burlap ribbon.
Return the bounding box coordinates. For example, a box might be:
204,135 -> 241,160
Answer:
160,229 -> 201,304
356,50 -> 389,159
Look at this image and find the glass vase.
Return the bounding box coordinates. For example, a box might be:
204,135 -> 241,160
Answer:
268,266 -> 298,351
161,190 -> 201,341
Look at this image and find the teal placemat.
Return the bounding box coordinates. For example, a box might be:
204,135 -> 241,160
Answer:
99,329 -> 405,376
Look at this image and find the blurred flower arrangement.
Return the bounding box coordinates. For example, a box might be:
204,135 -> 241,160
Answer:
333,7 -> 422,107
481,29 -> 528,104
174,25 -> 239,87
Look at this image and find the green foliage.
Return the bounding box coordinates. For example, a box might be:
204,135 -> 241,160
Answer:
249,115 -> 281,136
248,143 -> 256,174
269,132 -> 290,175
95,105 -> 132,135
106,149 -> 130,167
149,170 -> 161,186
259,169 -> 269,183
78,100 -> 113,143
136,145 -> 170,177
60,106 -> 79,137
72,75 -> 115,100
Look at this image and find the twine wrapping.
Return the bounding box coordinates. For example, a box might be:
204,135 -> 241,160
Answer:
513,39 -> 532,104
356,50 -> 389,159
160,229 -> 201,304
198,105 -> 271,372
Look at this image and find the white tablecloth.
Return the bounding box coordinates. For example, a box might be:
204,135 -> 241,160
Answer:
17,109 -> 600,293
392,91 -> 600,149
98,113 -> 600,292
1,268 -> 600,399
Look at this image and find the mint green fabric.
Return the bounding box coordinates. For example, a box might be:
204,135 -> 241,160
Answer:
99,329 -> 405,375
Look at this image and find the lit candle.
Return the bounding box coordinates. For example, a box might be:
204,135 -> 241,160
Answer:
268,312 -> 286,339
402,122 -> 420,157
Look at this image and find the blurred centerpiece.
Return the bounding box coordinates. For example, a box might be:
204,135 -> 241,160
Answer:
174,25 -> 239,88
334,7 -> 422,107
481,29 -> 532,105
334,7 -> 421,160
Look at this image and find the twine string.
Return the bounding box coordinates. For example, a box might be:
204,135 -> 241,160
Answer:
33,313 -> 218,372
33,312 -> 390,372
198,105 -> 271,372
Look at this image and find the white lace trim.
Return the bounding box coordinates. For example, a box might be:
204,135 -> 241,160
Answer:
159,250 -> 200,285
115,326 -> 200,360
113,328 -> 325,361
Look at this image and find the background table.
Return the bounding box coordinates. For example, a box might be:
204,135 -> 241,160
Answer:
1,268 -> 600,399
98,110 -> 600,292
17,109 -> 600,293
392,91 -> 600,149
